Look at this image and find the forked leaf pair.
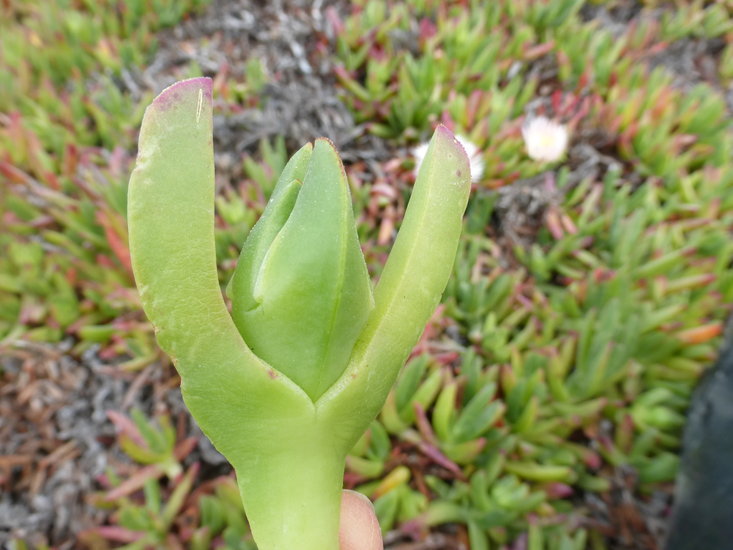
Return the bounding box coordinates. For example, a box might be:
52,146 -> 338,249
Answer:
128,77 -> 470,550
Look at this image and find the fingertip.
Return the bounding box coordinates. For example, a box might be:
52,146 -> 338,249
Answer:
339,490 -> 383,550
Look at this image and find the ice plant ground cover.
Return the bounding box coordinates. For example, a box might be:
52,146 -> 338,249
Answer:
2,1 -> 733,549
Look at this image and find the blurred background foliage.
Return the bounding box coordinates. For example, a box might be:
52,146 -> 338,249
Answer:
2,0 -> 733,548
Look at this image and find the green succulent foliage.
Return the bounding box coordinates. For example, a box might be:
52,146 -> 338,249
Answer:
127,77 -> 470,550
0,0 -> 213,355
7,0 -> 733,548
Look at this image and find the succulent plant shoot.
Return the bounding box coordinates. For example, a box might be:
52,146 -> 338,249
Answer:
128,77 -> 471,550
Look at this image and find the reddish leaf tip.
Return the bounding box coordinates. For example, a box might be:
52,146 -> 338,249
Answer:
435,124 -> 454,139
152,77 -> 213,111
434,124 -> 469,161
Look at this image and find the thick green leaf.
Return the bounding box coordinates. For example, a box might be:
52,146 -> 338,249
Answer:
226,143 -> 312,310
231,138 -> 374,401
128,78 -> 341,550
319,125 -> 472,451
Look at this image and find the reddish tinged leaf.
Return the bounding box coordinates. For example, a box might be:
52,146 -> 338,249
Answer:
96,210 -> 133,275
465,90 -> 482,128
62,144 -> 79,178
87,526 -> 145,542
545,208 -> 564,240
676,323 -> 723,345
103,463 -> 165,501
544,482 -> 574,499
581,449 -> 602,469
414,402 -> 438,447
41,171 -> 60,190
417,441 -> 463,478
561,213 -> 577,234
0,160 -> 29,184
419,17 -> 437,42
107,410 -> 146,447
551,89 -> 563,113
325,6 -> 344,35
439,111 -> 455,132
524,41 -> 555,60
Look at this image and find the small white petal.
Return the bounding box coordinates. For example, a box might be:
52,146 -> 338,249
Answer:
413,134 -> 484,182
522,116 -> 569,162
412,142 -> 430,175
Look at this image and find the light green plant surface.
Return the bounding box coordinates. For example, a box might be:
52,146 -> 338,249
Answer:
127,78 -> 470,549
3,0 -> 733,549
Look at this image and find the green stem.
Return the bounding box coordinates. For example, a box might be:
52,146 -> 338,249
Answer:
234,429 -> 346,550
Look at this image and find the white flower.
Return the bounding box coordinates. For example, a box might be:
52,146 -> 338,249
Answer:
522,116 -> 569,162
413,134 -> 484,183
